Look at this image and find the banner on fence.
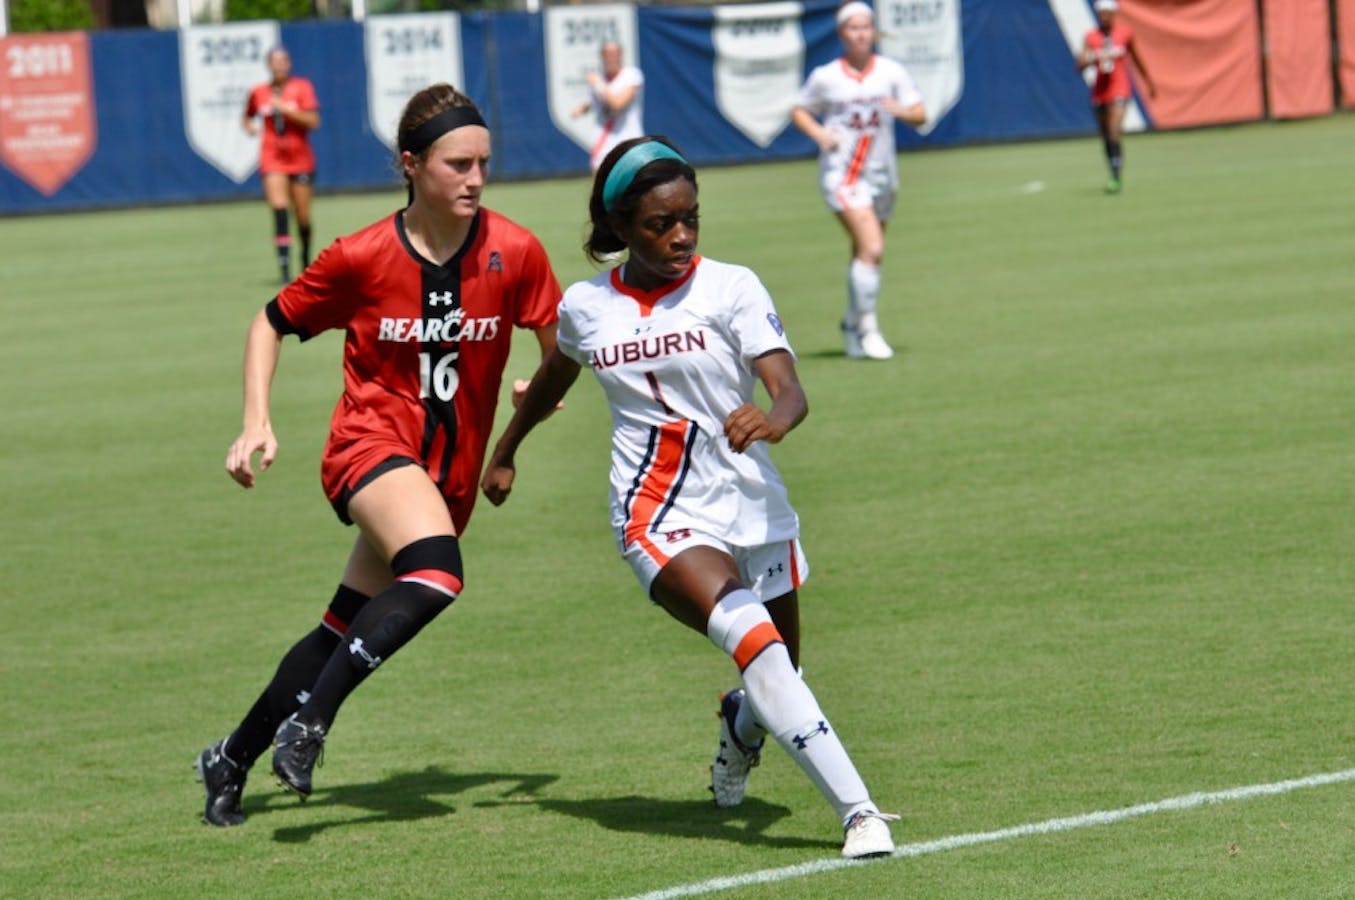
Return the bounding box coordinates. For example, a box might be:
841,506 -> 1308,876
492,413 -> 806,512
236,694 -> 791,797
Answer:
365,13 -> 465,149
179,22 -> 279,182
0,32 -> 95,195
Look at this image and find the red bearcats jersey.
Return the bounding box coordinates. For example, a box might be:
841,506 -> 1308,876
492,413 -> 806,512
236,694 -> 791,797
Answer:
271,208 -> 561,533
245,77 -> 319,175
1085,23 -> 1135,104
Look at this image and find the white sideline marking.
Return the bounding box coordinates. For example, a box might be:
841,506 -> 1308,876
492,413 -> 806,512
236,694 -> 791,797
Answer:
619,768 -> 1355,900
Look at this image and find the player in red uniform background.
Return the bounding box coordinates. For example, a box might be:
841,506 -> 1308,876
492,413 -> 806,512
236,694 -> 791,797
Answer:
1078,0 -> 1155,193
195,83 -> 562,827
243,46 -> 320,283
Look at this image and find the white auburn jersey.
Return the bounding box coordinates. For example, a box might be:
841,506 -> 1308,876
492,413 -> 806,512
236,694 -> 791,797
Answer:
588,65 -> 645,170
795,54 -> 922,193
556,256 -> 801,552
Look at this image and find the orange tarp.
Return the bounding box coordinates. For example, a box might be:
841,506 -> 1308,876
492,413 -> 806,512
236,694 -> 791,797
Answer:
1120,0 -> 1264,129
1263,0 -> 1334,118
1338,0 -> 1355,108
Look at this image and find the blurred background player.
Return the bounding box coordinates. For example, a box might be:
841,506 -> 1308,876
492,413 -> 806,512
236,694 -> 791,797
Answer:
571,41 -> 645,172
243,46 -> 320,284
791,1 -> 925,361
481,136 -> 899,859
1077,0 -> 1156,193
195,84 -> 561,826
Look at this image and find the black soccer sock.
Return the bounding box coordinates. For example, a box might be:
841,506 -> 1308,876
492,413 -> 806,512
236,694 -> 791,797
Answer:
1108,141 -> 1123,180
224,585 -> 369,767
297,537 -> 463,729
299,224 -> 312,268
226,626 -> 338,768
273,208 -> 291,278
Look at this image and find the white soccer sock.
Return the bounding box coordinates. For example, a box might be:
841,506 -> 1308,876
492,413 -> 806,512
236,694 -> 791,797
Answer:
847,259 -> 881,328
707,590 -> 875,823
733,690 -> 766,747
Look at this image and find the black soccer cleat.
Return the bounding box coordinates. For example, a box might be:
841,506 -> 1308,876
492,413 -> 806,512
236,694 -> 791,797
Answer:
271,713 -> 326,798
195,739 -> 247,827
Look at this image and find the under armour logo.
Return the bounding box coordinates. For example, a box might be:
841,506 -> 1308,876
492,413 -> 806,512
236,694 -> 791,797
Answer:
767,562 -> 784,577
791,721 -> 829,750
294,689 -> 312,705
665,528 -> 693,543
428,290 -> 456,307
349,637 -> 383,670
487,251 -> 502,272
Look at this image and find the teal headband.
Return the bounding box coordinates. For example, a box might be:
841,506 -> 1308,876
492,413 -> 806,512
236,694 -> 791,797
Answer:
601,142 -> 689,212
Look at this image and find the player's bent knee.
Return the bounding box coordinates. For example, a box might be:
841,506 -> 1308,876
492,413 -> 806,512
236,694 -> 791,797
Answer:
707,589 -> 785,673
391,535 -> 464,606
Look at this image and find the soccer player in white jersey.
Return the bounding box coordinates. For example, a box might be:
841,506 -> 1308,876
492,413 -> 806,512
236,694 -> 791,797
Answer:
791,0 -> 926,360
572,41 -> 646,172
481,136 -> 899,859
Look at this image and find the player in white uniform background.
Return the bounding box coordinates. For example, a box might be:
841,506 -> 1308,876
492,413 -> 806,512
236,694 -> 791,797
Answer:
791,0 -> 926,360
572,41 -> 646,172
482,136 -> 899,859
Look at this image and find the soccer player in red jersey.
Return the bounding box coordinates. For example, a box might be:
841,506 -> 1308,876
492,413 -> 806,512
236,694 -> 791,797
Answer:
195,84 -> 562,826
1077,0 -> 1156,193
243,46 -> 320,283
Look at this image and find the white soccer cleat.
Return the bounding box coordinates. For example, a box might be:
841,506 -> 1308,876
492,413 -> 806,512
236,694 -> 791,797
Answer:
709,689 -> 762,808
857,329 -> 895,360
842,810 -> 900,859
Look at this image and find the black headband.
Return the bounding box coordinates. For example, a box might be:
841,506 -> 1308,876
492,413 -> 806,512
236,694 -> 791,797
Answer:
403,105 -> 487,155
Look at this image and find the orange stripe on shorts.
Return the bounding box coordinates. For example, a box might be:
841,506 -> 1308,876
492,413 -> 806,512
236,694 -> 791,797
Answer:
844,134 -> 872,186
732,621 -> 784,672
623,420 -> 692,550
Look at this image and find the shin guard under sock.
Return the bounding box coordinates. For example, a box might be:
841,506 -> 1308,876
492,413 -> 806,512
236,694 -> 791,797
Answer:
297,537 -> 462,729
847,259 -> 881,328
225,585 -> 369,767
707,590 -> 874,821
273,208 -> 291,279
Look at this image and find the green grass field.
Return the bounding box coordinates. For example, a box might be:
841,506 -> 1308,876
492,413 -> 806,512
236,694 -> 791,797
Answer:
2,115 -> 1353,898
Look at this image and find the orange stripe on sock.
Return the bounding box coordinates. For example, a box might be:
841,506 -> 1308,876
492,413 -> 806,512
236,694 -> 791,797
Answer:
321,609 -> 348,636
732,621 -> 783,672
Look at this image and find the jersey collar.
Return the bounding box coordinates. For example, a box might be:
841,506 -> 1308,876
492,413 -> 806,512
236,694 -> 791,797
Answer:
838,55 -> 876,82
395,207 -> 482,272
610,256 -> 701,317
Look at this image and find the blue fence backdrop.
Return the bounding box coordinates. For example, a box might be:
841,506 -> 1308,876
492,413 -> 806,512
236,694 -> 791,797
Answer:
0,0 -> 1106,214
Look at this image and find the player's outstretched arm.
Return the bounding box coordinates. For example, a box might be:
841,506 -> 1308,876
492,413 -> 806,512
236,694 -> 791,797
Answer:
888,98 -> 927,128
481,347 -> 582,506
225,307 -> 283,489
511,322 -> 566,415
1128,41 -> 1157,97
724,349 -> 808,453
790,106 -> 839,153
1076,40 -> 1095,70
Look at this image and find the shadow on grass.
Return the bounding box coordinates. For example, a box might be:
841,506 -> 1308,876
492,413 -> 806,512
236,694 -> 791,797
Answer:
256,766 -> 559,843
252,766 -> 836,851
525,795 -> 839,852
797,347 -> 909,361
